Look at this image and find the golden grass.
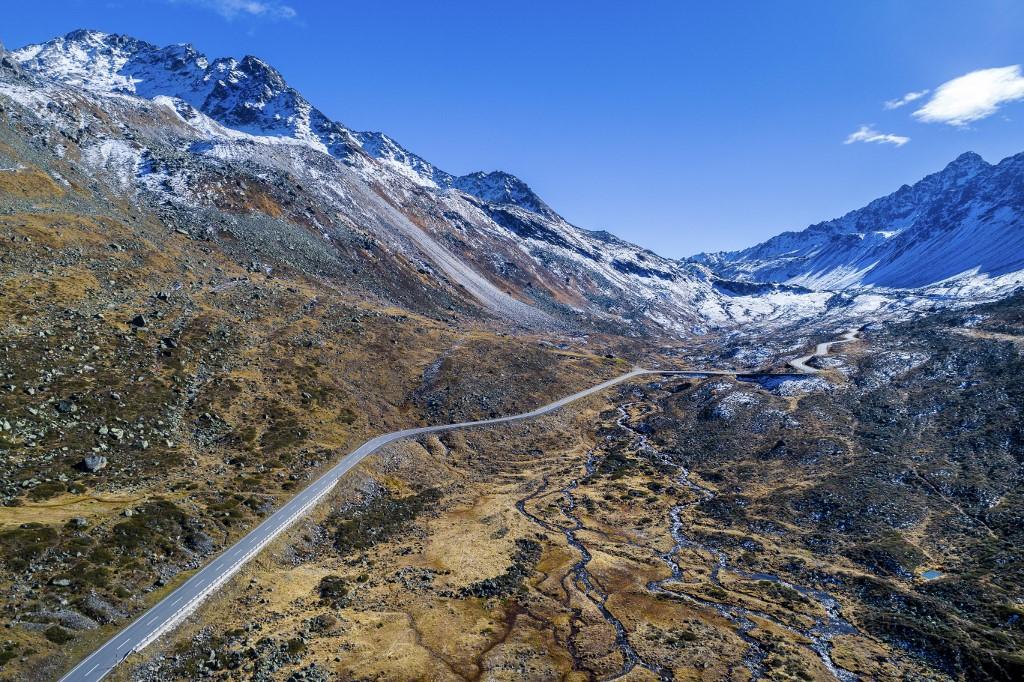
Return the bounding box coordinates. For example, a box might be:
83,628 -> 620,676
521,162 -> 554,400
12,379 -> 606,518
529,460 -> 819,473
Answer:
0,168 -> 64,198
0,492 -> 147,528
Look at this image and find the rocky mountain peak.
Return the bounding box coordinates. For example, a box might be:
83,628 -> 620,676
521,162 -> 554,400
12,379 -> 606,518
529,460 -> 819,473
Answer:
940,150 -> 990,180
233,55 -> 286,89
948,150 -> 986,167
9,29 -> 1022,317
692,149 -> 1024,291
452,171 -> 550,215
0,38 -> 20,76
11,29 -> 558,216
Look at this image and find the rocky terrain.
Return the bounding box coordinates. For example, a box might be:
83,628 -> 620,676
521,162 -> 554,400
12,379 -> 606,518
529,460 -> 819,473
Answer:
0,41 -> 626,679
0,29 -> 739,338
0,28 -> 1022,682
120,294 -> 1024,682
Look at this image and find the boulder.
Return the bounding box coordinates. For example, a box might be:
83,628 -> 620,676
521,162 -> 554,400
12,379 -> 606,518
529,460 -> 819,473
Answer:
79,455 -> 107,473
22,609 -> 98,631
76,593 -> 126,624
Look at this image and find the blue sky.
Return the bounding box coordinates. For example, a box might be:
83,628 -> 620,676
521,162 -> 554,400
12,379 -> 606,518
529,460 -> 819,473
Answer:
5,1 -> 1024,256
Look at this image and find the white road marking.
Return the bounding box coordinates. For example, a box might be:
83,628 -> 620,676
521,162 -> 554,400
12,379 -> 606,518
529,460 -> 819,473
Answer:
115,639 -> 131,650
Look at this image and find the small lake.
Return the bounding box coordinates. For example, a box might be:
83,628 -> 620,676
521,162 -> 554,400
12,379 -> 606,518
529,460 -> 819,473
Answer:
921,569 -> 943,580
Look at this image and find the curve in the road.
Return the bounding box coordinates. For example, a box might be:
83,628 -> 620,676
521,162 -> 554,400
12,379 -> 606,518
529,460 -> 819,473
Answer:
788,328 -> 860,373
60,332 -> 860,682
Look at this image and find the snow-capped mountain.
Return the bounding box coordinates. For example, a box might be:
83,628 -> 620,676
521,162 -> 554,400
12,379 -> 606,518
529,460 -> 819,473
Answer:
7,29 -> 804,337
352,131 -> 553,215
3,29 -> 1019,342
12,29 -> 361,157
11,30 -> 555,218
695,152 -> 1024,295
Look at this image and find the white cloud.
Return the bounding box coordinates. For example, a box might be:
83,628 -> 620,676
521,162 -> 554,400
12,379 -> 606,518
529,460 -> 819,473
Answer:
913,65 -> 1024,126
884,89 -> 928,109
844,125 -> 909,147
169,0 -> 297,20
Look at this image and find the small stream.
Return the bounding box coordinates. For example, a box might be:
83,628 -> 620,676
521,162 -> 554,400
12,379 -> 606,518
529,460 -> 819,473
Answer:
514,387 -> 860,681
614,400 -> 860,682
516,452 -> 671,681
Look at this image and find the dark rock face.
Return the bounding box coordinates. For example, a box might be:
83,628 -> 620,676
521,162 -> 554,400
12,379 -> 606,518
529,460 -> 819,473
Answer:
611,258 -> 675,281
453,171 -> 552,216
483,204 -> 597,259
184,530 -> 215,556
0,40 -> 21,74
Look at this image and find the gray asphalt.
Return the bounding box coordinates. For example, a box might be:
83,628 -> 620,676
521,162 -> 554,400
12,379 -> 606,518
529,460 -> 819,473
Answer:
788,329 -> 860,373
60,332 -> 859,681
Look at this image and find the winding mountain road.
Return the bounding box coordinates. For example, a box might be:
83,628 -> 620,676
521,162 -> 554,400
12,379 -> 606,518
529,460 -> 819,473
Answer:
788,329 -> 861,373
59,331 -> 860,682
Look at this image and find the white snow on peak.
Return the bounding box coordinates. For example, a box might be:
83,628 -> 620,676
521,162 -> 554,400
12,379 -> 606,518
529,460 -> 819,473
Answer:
5,30 -> 1021,337
11,30 -> 144,92
12,30 -> 554,216
353,131 -> 450,189
11,30 -> 351,158
695,150 -> 1024,295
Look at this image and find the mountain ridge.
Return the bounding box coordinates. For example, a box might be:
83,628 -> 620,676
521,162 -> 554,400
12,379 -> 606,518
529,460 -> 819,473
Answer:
5,28 -> 1023,339
694,150 -> 1024,292
2,27 -> 1023,682
7,29 -> 782,338
11,29 -> 555,217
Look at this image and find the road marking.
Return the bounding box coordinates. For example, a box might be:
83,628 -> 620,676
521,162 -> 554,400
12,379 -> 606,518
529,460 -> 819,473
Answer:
147,616 -> 159,626
170,596 -> 182,606
86,664 -> 98,675
116,638 -> 131,650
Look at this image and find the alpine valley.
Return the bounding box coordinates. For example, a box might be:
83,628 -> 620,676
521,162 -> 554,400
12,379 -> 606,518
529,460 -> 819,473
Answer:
0,30 -> 1021,682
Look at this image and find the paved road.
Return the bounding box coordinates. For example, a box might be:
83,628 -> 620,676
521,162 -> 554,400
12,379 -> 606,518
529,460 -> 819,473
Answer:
60,369 -> 656,681
788,328 -> 860,373
60,332 -> 858,681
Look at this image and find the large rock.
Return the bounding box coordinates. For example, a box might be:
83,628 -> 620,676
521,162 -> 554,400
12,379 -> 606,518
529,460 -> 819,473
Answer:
184,530 -> 215,555
79,455 -> 107,472
76,592 -> 127,624
0,40 -> 20,74
21,609 -> 98,631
